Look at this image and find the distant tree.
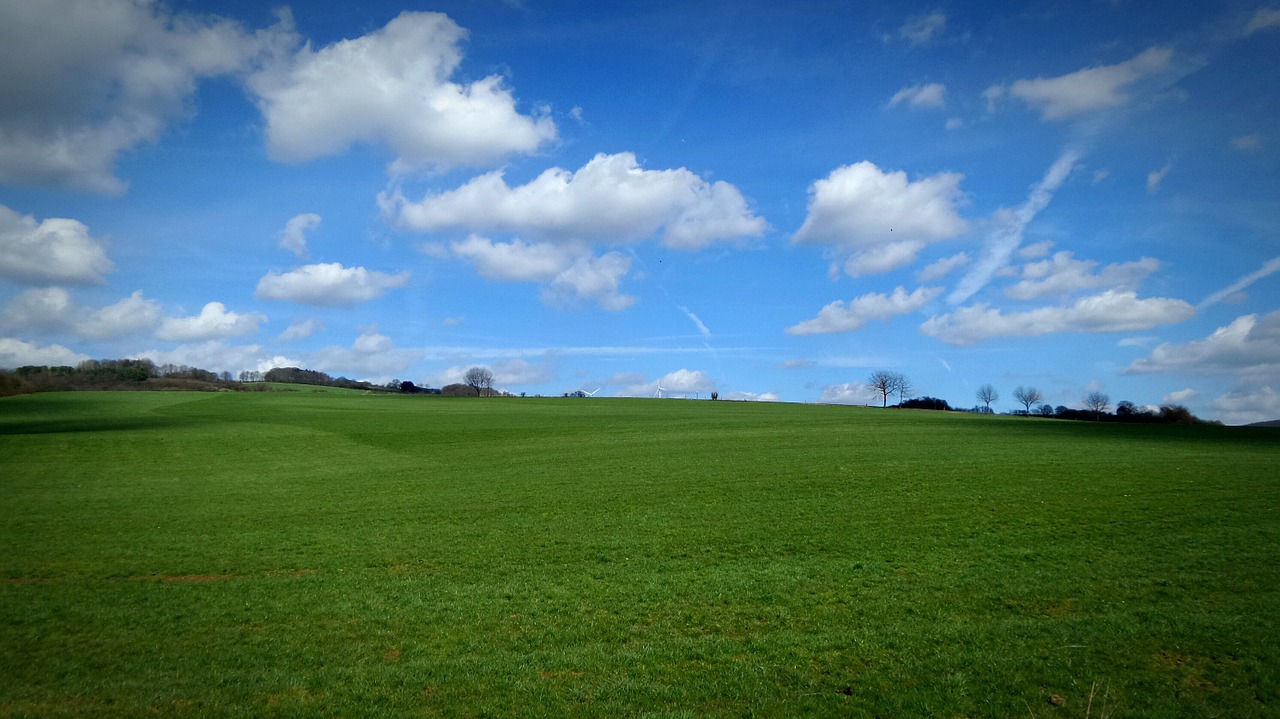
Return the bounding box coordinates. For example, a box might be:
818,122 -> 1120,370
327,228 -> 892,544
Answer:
1012,386 -> 1043,414
868,370 -> 905,408
463,367 -> 494,397
900,396 -> 951,411
976,384 -> 999,412
896,375 -> 915,404
711,391 -> 719,400
1084,391 -> 1110,419
1037,403 -> 1055,417
400,381 -> 419,394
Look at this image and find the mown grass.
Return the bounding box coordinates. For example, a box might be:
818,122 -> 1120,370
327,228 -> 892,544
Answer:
1,392 -> 1276,717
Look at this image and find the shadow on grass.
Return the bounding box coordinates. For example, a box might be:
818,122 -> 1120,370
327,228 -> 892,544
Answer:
0,416 -> 203,436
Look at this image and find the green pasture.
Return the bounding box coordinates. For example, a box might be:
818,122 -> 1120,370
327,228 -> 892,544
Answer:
1,391 -> 1276,717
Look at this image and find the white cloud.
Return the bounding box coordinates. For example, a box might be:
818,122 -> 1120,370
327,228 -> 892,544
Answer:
995,47 -> 1173,120
0,337 -> 89,368
1018,240 -> 1055,259
788,286 -> 942,336
889,83 -> 946,109
916,252 -> 970,282
681,307 -> 711,337
1146,161 -> 1173,193
492,358 -> 555,387
1199,256 -> 1280,309
897,12 -> 946,46
618,368 -> 717,397
794,161 -> 967,276
723,391 -> 781,402
156,302 -> 266,341
137,341 -> 293,377
1244,8 -> 1280,35
922,290 -> 1195,346
0,1 -> 287,193
255,262 -> 410,307
1126,311 -> 1280,378
439,236 -> 635,310
542,253 -> 636,311
949,149 -> 1079,304
0,205 -> 113,285
1231,133 -> 1263,151
819,382 -> 875,405
385,152 -> 765,250
1162,388 -> 1199,404
0,287 -> 75,334
279,318 -> 323,341
280,213 -> 321,258
247,11 -> 555,172
1005,252 -> 1161,300
78,290 -> 162,340
307,328 -> 421,383
1,287 -> 160,340
448,236 -> 575,282
1212,386 -> 1280,426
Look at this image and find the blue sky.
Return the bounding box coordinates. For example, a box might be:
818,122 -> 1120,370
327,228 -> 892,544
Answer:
1,0 -> 1278,422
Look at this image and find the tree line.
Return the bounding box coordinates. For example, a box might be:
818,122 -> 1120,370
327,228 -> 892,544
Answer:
866,371 -> 1218,425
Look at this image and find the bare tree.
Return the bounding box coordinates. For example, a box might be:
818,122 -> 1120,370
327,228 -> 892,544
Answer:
1084,391 -> 1110,419
1012,386 -> 1043,414
896,374 -> 914,404
868,370 -> 902,408
464,367 -> 494,397
976,384 -> 999,413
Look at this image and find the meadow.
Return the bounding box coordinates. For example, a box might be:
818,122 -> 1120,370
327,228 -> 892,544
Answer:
1,390 -> 1276,717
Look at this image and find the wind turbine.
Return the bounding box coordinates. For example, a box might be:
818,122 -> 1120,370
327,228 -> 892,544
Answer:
585,388 -> 600,397
654,384 -> 665,399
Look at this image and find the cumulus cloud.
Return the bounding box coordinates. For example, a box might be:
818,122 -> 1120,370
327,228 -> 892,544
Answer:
279,213 -> 321,258
794,161 -> 967,276
819,382 -> 875,405
723,391 -> 781,402
1126,311 -> 1280,378
448,236 -> 575,282
1199,256 -> 1280,309
0,1 -> 288,193
788,286 -> 942,336
78,290 -> 163,340
385,152 -> 765,250
247,11 -> 555,173
921,290 -> 1195,346
0,287 -> 76,334
889,83 -> 946,109
307,328 -> 421,383
1163,388 -> 1199,404
991,47 -> 1173,120
542,254 -> 636,310
137,341 -> 294,377
0,205 -> 114,285
1212,386 -> 1280,426
0,337 -> 89,368
1,287 -> 160,340
492,358 -> 555,386
279,318 -> 323,341
917,252 -> 970,282
617,368 -> 716,397
156,302 -> 266,342
896,12 -> 947,46
440,236 -> 635,310
1005,252 -> 1161,300
949,149 -> 1079,304
255,262 -> 410,307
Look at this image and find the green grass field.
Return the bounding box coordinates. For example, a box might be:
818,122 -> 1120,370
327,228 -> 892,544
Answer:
1,391 -> 1277,717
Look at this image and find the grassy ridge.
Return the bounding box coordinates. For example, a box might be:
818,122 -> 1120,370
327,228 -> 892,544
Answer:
1,392 -> 1277,717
